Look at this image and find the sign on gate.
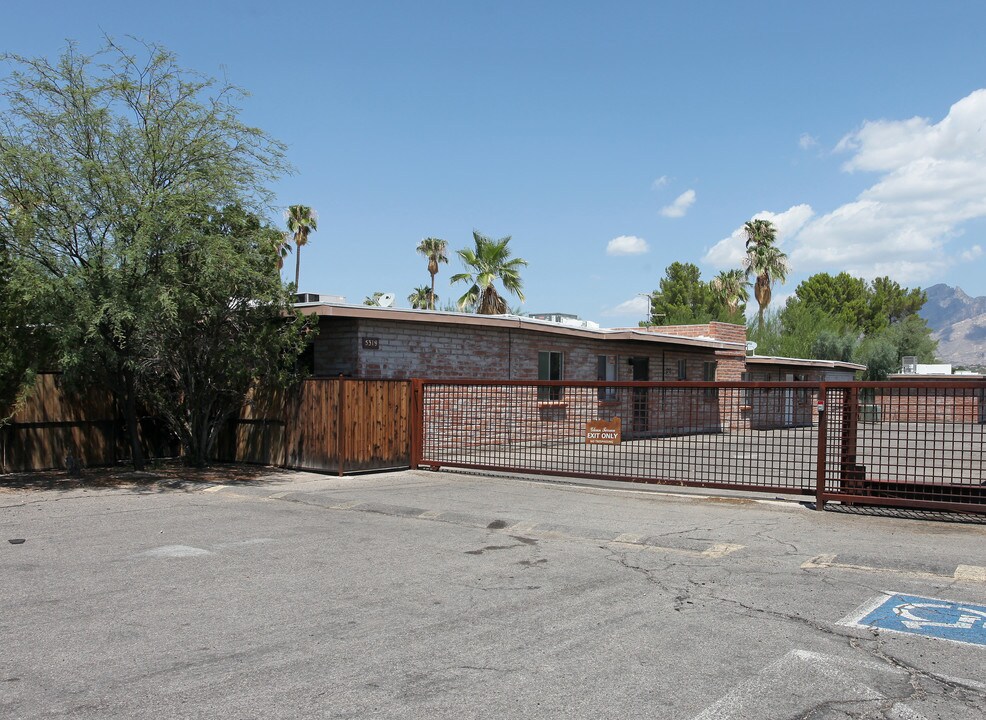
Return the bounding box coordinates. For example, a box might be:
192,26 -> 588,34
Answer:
841,592 -> 986,647
586,418 -> 621,445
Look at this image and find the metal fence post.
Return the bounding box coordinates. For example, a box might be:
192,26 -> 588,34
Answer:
815,384 -> 828,510
409,379 -> 423,470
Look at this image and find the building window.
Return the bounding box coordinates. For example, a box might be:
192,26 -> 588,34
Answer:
703,361 -> 718,398
538,351 -> 563,401
597,355 -> 618,401
677,359 -> 688,380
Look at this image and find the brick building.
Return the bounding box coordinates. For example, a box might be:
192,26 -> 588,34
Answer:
294,303 -> 867,439
297,303 -> 740,383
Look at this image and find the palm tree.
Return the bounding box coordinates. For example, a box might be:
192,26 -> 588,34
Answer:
710,269 -> 749,316
742,219 -> 789,329
408,285 -> 437,310
363,292 -> 385,306
273,236 -> 292,271
285,205 -> 318,288
451,231 -> 528,314
416,237 -> 448,310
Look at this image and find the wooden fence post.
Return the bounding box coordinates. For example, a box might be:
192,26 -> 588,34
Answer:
337,379 -> 346,476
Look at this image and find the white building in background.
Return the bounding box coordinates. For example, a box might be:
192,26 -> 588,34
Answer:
897,356 -> 980,377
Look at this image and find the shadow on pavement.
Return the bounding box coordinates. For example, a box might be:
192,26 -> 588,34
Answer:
0,461 -> 284,494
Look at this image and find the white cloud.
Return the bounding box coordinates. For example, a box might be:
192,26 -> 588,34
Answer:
799,133 -> 818,150
600,295 -> 650,317
652,175 -> 670,189
660,189 -> 696,218
702,90 -> 986,284
703,204 -> 814,269
606,235 -> 649,256
787,89 -> 986,282
961,244 -> 983,262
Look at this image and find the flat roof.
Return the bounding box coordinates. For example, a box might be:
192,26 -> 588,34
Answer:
294,302 -> 745,351
887,373 -> 985,380
747,355 -> 866,372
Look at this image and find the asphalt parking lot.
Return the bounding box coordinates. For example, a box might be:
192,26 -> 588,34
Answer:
2,469 -> 985,719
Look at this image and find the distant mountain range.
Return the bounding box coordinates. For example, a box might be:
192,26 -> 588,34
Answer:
920,284 -> 986,367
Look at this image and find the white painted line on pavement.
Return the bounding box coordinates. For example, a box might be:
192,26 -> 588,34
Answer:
954,564 -> 986,583
690,648 -> 927,720
608,540 -> 745,558
802,555 -> 986,583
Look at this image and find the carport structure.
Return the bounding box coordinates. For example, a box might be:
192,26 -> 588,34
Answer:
411,379 -> 986,515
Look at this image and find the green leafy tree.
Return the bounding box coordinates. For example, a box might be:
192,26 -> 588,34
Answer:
646,263 -> 741,325
451,231 -> 527,314
416,237 -> 448,310
742,219 -> 790,329
853,314 -> 937,380
0,40 -> 293,468
408,285 -> 437,310
792,272 -> 871,331
136,205 -> 312,466
811,329 -> 858,363
0,241 -> 49,425
870,276 -> 926,331
286,204 -> 317,289
749,300 -> 848,359
363,292 -> 385,306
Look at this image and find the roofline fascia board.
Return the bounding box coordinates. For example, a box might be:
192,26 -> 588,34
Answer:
294,303 -> 744,350
746,355 -> 867,371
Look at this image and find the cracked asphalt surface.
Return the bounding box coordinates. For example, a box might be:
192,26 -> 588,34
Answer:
2,469 -> 985,719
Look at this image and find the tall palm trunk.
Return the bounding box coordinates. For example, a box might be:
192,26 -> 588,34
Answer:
429,270 -> 436,310
755,275 -> 771,328
294,245 -> 301,288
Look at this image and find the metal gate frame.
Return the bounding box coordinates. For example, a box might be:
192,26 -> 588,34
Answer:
411,379 -> 986,515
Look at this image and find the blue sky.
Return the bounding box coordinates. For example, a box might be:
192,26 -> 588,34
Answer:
4,1 -> 986,325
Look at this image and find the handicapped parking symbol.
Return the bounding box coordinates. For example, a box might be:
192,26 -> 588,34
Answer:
842,592 -> 986,647
893,601 -> 986,630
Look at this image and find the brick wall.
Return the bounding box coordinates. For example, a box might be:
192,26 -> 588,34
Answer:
313,318 -> 358,376
875,387 -> 984,423
314,317 -> 723,382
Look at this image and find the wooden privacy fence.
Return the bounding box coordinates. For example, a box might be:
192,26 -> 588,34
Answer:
0,373 -> 175,473
217,378 -> 412,474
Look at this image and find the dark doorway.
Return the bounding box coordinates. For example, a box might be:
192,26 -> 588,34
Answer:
631,357 -> 649,435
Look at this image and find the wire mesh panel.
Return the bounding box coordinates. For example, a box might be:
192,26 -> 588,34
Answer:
820,382 -> 986,513
420,380 -> 823,496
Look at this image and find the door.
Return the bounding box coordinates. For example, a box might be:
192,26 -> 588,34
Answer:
783,373 -> 794,426
631,357 -> 649,435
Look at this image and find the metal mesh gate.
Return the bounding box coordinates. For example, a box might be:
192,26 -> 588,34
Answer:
411,379 -> 986,515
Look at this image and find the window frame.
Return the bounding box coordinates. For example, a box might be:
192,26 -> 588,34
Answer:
538,350 -> 564,402
702,360 -> 718,398
597,354 -> 618,402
